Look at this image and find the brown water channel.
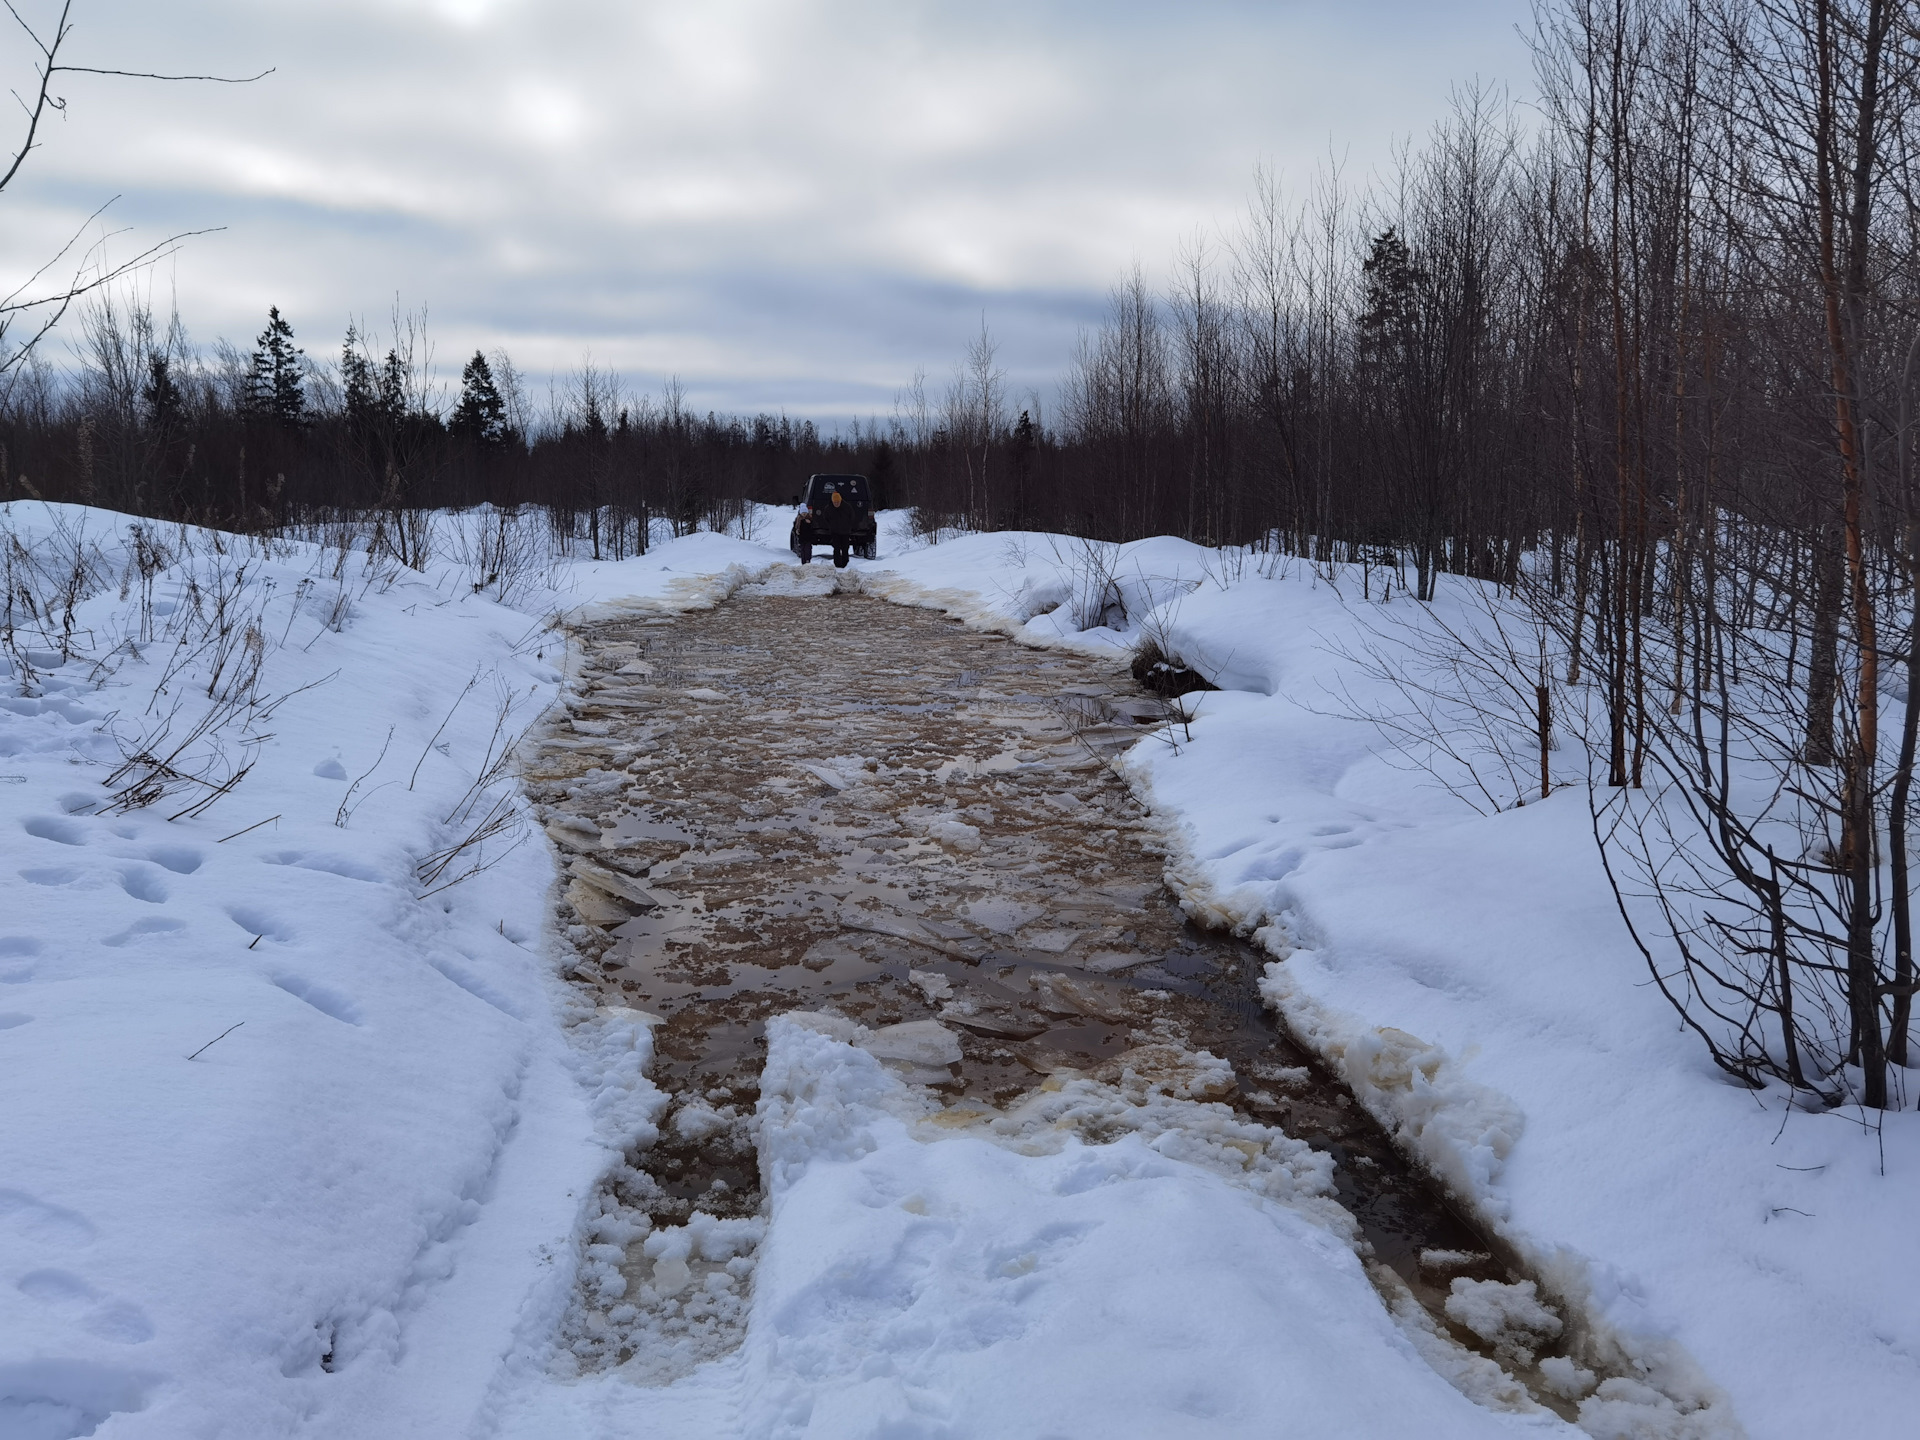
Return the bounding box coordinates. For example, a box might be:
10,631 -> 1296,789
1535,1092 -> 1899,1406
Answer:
525,576 -> 1574,1403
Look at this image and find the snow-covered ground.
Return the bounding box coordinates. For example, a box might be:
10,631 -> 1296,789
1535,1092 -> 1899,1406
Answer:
1,500 -> 1909,1438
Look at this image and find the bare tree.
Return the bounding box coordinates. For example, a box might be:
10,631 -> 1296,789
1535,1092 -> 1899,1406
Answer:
0,1 -> 268,392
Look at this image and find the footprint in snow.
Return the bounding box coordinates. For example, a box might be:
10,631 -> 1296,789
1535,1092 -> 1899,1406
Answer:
16,1269 -> 94,1305
116,868 -> 168,904
82,1300 -> 156,1344
0,1188 -> 97,1246
262,850 -> 382,883
144,845 -> 203,875
0,1357 -> 160,1430
270,973 -> 362,1025
227,906 -> 295,943
23,815 -> 86,846
20,866 -> 84,887
0,936 -> 41,983
13,1271 -> 154,1343
101,918 -> 187,948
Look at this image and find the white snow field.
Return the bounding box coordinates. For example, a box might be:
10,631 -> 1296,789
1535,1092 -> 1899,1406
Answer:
0,500 -> 1909,1438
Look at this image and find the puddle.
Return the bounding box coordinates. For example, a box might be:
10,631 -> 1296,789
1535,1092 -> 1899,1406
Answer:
527,586 -> 1592,1412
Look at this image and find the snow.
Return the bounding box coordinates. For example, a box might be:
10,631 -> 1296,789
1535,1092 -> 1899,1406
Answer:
864,532 -> 1912,1438
494,1018 -> 1565,1439
1,498 -> 1908,1438
0,503 -> 593,1437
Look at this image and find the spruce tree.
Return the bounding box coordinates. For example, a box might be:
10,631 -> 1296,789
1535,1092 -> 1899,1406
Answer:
246,307 -> 306,428
142,356 -> 184,432
1358,228 -> 1424,360
451,350 -> 508,445
341,324 -> 376,429
377,349 -> 408,425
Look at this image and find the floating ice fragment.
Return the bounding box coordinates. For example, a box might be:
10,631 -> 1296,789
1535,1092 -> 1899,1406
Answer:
1082,949 -> 1153,973
1029,972 -> 1130,1022
961,898 -> 1044,934
1022,929 -> 1079,954
859,1019 -> 963,1084
926,819 -> 980,852
908,969 -> 953,1002
567,860 -> 661,909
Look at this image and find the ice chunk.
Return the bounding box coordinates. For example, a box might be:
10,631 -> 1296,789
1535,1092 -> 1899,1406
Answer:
1091,1044 -> 1236,1100
1022,929 -> 1079,953
567,859 -> 661,909
926,819 -> 981,853
859,1020 -> 963,1084
781,1011 -> 864,1044
652,1255 -> 691,1295
564,879 -> 631,929
908,969 -> 953,1002
1538,1356 -> 1597,1401
962,898 -> 1045,934
1443,1278 -> 1563,1365
1029,972 -> 1130,1022
670,1100 -> 732,1142
940,1002 -> 1049,1040
800,937 -> 864,972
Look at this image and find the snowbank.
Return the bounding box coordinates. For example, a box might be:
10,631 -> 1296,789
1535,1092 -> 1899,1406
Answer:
492,1017 -> 1569,1439
0,503 -> 613,1436
863,533 -> 1911,1439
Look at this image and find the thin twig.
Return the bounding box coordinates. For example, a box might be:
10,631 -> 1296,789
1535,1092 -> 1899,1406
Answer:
217,813 -> 280,843
185,1021 -> 244,1061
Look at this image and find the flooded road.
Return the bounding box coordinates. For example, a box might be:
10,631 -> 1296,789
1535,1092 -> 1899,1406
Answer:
524,572 -> 1581,1410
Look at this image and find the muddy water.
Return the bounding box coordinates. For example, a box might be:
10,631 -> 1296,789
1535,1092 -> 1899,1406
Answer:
525,577 -> 1570,1403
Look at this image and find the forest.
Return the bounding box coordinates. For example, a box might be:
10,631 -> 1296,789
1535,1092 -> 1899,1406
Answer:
6,0 -> 1920,1106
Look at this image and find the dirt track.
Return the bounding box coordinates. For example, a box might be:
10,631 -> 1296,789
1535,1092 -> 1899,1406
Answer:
521,570 -> 1564,1401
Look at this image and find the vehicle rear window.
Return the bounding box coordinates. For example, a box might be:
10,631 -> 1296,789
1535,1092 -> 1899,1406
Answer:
808,475 -> 868,505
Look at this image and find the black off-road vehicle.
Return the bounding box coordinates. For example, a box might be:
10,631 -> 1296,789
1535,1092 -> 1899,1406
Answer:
789,473 -> 877,568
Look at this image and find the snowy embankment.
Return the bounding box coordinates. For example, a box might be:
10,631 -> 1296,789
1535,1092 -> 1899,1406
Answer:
1,501 -> 1903,1438
853,516 -> 1917,1440
0,504 -> 584,1435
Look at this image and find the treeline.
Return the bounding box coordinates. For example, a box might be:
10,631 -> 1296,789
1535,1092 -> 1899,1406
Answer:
0,300 -> 904,559
13,5 -> 1915,594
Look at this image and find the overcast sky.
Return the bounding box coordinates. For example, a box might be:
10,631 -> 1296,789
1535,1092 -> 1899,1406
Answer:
3,0 -> 1535,423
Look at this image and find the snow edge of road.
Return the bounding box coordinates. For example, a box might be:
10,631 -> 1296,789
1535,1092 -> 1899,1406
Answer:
854,564 -> 1136,660
841,553 -> 1741,1438
1121,754 -> 1743,1438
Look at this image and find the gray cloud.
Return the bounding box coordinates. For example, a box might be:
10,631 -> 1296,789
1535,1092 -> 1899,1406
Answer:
2,0 -> 1533,421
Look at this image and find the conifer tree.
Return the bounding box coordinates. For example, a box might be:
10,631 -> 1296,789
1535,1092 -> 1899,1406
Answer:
341,324 -> 377,429
1358,228 -> 1424,361
451,350 -> 509,445
142,356 -> 184,432
246,307 -> 306,428
377,349 -> 408,425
